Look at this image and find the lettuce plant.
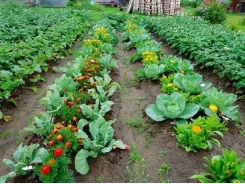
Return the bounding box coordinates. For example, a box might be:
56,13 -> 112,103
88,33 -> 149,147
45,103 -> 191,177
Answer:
191,149 -> 245,183
173,114 -> 228,152
135,64 -> 165,81
146,92 -> 199,124
199,87 -> 239,121
173,73 -> 212,94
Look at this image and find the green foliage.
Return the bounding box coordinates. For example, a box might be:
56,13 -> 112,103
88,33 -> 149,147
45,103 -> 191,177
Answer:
196,1 -> 226,24
173,73 -> 212,94
34,154 -> 75,183
135,64 -> 165,81
0,7 -> 91,104
75,116 -> 126,175
200,87 -> 239,121
67,0 -> 104,11
0,144 -> 48,183
173,114 -> 228,152
146,92 -> 199,124
128,144 -> 144,164
20,112 -> 54,137
158,163 -> 171,183
191,149 -> 245,182
144,15 -> 245,89
181,0 -> 202,8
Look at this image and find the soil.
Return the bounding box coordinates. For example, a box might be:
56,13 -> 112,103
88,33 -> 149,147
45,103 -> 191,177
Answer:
0,33 -> 245,183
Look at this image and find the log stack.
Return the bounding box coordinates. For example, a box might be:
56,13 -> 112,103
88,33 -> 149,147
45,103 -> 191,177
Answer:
127,0 -> 180,15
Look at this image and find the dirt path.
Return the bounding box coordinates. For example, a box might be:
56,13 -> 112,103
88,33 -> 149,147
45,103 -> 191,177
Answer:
1,32 -> 245,183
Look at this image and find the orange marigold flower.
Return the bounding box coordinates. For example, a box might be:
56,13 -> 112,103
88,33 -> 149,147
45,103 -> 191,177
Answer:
209,104 -> 218,113
192,125 -> 201,133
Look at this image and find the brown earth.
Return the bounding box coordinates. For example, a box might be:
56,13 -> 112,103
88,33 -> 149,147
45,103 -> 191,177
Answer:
0,33 -> 245,183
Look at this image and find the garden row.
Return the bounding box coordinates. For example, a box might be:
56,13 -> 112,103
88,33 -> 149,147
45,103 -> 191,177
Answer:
0,18 -> 129,183
0,7 -> 91,118
142,16 -> 245,90
102,13 -> 245,183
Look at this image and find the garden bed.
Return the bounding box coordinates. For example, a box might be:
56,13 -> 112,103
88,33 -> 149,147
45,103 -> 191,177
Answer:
0,13 -> 245,183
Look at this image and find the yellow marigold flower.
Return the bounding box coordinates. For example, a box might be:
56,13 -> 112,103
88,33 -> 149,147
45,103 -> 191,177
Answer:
167,83 -> 174,87
192,125 -> 201,133
163,75 -> 167,79
174,87 -> 178,91
47,159 -> 56,166
181,70 -> 184,74
239,170 -> 244,175
209,104 -> 218,113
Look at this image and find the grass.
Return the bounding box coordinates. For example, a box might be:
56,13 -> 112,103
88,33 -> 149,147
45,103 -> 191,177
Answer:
223,13 -> 245,33
91,5 -> 122,21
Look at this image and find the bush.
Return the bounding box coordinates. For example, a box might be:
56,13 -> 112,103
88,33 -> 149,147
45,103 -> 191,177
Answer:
0,0 -> 27,10
196,1 -> 226,24
67,0 -> 104,11
181,0 -> 202,8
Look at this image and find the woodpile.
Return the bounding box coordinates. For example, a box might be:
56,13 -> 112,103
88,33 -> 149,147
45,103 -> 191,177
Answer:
127,0 -> 180,15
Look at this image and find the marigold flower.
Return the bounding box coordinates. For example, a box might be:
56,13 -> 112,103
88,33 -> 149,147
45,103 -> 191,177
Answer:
174,87 -> 178,91
54,148 -> 63,157
167,83 -> 174,87
40,165 -> 51,175
192,125 -> 201,133
209,104 -> 218,113
47,159 -> 56,166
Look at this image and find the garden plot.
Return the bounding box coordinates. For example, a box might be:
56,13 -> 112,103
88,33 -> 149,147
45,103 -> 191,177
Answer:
0,13 -> 245,183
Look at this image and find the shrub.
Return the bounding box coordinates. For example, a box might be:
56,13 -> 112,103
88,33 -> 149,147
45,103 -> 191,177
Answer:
67,0 -> 104,11
196,0 -> 226,24
181,0 -> 202,8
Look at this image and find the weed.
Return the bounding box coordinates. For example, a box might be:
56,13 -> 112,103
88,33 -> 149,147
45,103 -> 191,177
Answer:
158,163 -> 171,183
159,150 -> 168,157
128,144 -> 144,164
97,176 -> 103,183
124,117 -> 148,132
145,128 -> 157,147
127,162 -> 149,183
0,130 -> 13,139
145,133 -> 153,147
127,144 -> 149,182
15,136 -> 23,144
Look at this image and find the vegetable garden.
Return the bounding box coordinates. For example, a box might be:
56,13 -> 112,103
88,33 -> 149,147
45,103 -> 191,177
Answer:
1,3 -> 245,183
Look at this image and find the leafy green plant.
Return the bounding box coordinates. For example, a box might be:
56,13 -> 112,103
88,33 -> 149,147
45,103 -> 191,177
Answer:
191,149 -> 245,182
135,64 -> 165,81
196,1 -> 226,24
19,112 -> 54,136
0,143 -> 48,183
158,163 -> 171,183
173,114 -> 228,152
200,87 -> 239,121
74,116 -> 127,175
98,53 -> 118,71
173,73 -> 212,94
39,90 -> 64,113
146,92 -> 199,124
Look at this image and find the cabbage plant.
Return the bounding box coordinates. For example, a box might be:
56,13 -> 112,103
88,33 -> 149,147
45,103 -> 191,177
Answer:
199,87 -> 239,121
146,92 -> 200,124
173,73 -> 212,94
135,63 -> 165,81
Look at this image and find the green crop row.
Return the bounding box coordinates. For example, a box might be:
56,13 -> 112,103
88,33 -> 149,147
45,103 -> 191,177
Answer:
143,16 -> 245,90
0,8 -> 91,112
